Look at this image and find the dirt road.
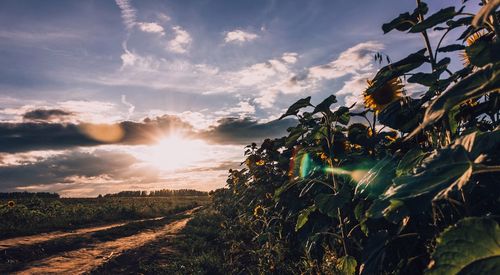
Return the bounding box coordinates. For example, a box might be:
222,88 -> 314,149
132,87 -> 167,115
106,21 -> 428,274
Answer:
1,207 -> 200,275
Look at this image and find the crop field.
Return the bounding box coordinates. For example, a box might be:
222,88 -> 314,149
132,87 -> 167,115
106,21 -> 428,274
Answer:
0,195 -> 209,239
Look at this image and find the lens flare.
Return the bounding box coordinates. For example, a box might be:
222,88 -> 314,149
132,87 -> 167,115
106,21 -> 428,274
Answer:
324,166 -> 369,182
79,123 -> 125,143
300,153 -> 311,178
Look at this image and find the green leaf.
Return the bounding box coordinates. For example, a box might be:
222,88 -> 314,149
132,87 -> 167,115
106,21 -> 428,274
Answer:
355,156 -> 396,199
313,94 -> 337,114
437,44 -> 465,52
396,149 -> 427,177
382,12 -> 416,34
409,62 -> 500,139
286,126 -> 307,147
333,106 -> 350,125
426,217 -> 500,275
336,255 -> 357,275
383,146 -> 472,201
379,99 -> 423,133
279,96 -> 312,119
315,185 -> 351,218
410,7 -> 456,33
408,72 -> 441,86
381,2 -> 428,33
455,129 -> 500,160
295,206 -> 316,232
446,16 -> 473,30
366,49 -> 428,96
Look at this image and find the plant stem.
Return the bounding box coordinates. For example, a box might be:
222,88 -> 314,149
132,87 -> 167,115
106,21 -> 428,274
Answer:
416,0 -> 437,70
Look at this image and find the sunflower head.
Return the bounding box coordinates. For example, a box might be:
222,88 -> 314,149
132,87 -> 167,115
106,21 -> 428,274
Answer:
461,31 -> 486,66
256,159 -> 265,166
7,201 -> 15,207
253,205 -> 265,217
363,78 -> 404,112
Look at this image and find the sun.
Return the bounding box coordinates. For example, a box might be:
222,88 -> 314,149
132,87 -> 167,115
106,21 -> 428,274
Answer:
144,134 -> 206,171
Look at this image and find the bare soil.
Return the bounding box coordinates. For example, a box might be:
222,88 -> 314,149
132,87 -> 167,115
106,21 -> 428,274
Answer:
0,207 -> 199,275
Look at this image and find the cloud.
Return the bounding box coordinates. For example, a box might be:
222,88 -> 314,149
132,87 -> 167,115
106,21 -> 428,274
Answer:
121,95 -> 135,119
305,41 -> 384,108
156,12 -> 171,23
282,52 -> 299,64
115,0 -> 137,30
0,110 -> 299,152
224,30 -> 259,44
137,22 -> 164,35
198,117 -> 296,145
23,108 -> 74,122
335,72 -> 372,108
308,41 -> 383,79
167,26 -> 192,54
0,149 -> 148,190
0,115 -> 193,153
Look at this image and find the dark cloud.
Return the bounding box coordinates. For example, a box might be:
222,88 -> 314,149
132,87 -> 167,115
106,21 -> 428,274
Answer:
0,110 -> 296,152
0,150 -> 151,190
198,117 -> 296,145
23,108 -> 74,122
0,115 -> 193,153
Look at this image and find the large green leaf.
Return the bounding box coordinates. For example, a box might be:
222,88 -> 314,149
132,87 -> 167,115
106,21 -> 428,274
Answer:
426,217 -> 500,275
279,96 -> 312,119
315,185 -> 351,218
410,7 -> 456,33
383,146 -> 472,200
313,94 -> 337,114
455,129 -> 500,160
333,106 -> 350,125
408,62 -> 500,139
355,156 -> 396,199
382,2 -> 428,33
378,98 -> 422,132
396,148 -> 427,177
336,255 -> 357,275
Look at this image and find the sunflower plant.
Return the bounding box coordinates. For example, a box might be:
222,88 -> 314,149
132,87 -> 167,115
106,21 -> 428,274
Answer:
210,1 -> 500,274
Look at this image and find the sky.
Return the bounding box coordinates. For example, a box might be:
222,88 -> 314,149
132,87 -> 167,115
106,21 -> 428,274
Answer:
0,0 -> 470,196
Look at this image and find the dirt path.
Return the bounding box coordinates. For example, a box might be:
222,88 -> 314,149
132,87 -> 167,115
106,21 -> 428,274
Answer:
12,207 -> 200,275
0,217 -> 162,251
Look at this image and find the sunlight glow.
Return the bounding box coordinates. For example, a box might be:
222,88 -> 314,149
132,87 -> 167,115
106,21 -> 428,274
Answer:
142,134 -> 206,171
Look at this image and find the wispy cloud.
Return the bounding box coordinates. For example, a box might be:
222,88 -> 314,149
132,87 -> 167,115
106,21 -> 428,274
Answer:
224,30 -> 259,44
121,95 -> 135,119
115,0 -> 137,30
308,41 -> 383,79
137,22 -> 165,35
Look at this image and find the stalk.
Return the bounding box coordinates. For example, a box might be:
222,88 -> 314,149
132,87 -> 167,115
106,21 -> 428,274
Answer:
416,0 -> 437,71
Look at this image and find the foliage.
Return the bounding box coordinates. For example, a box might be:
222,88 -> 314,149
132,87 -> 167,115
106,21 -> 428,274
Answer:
207,1 -> 500,274
0,196 -> 209,239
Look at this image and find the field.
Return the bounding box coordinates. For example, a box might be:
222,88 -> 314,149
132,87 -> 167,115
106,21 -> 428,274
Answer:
0,195 -> 209,239
0,195 -> 208,273
0,1 -> 499,274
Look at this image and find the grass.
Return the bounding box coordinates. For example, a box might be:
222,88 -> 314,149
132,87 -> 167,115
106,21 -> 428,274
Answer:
92,207 -> 227,274
0,206 -> 196,273
0,196 -> 210,239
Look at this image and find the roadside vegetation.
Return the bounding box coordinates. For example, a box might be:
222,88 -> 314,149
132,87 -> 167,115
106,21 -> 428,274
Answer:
0,190 -> 209,239
146,1 -> 499,274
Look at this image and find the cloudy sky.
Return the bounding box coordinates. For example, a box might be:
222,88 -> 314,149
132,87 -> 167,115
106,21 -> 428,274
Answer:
0,0 -> 467,196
